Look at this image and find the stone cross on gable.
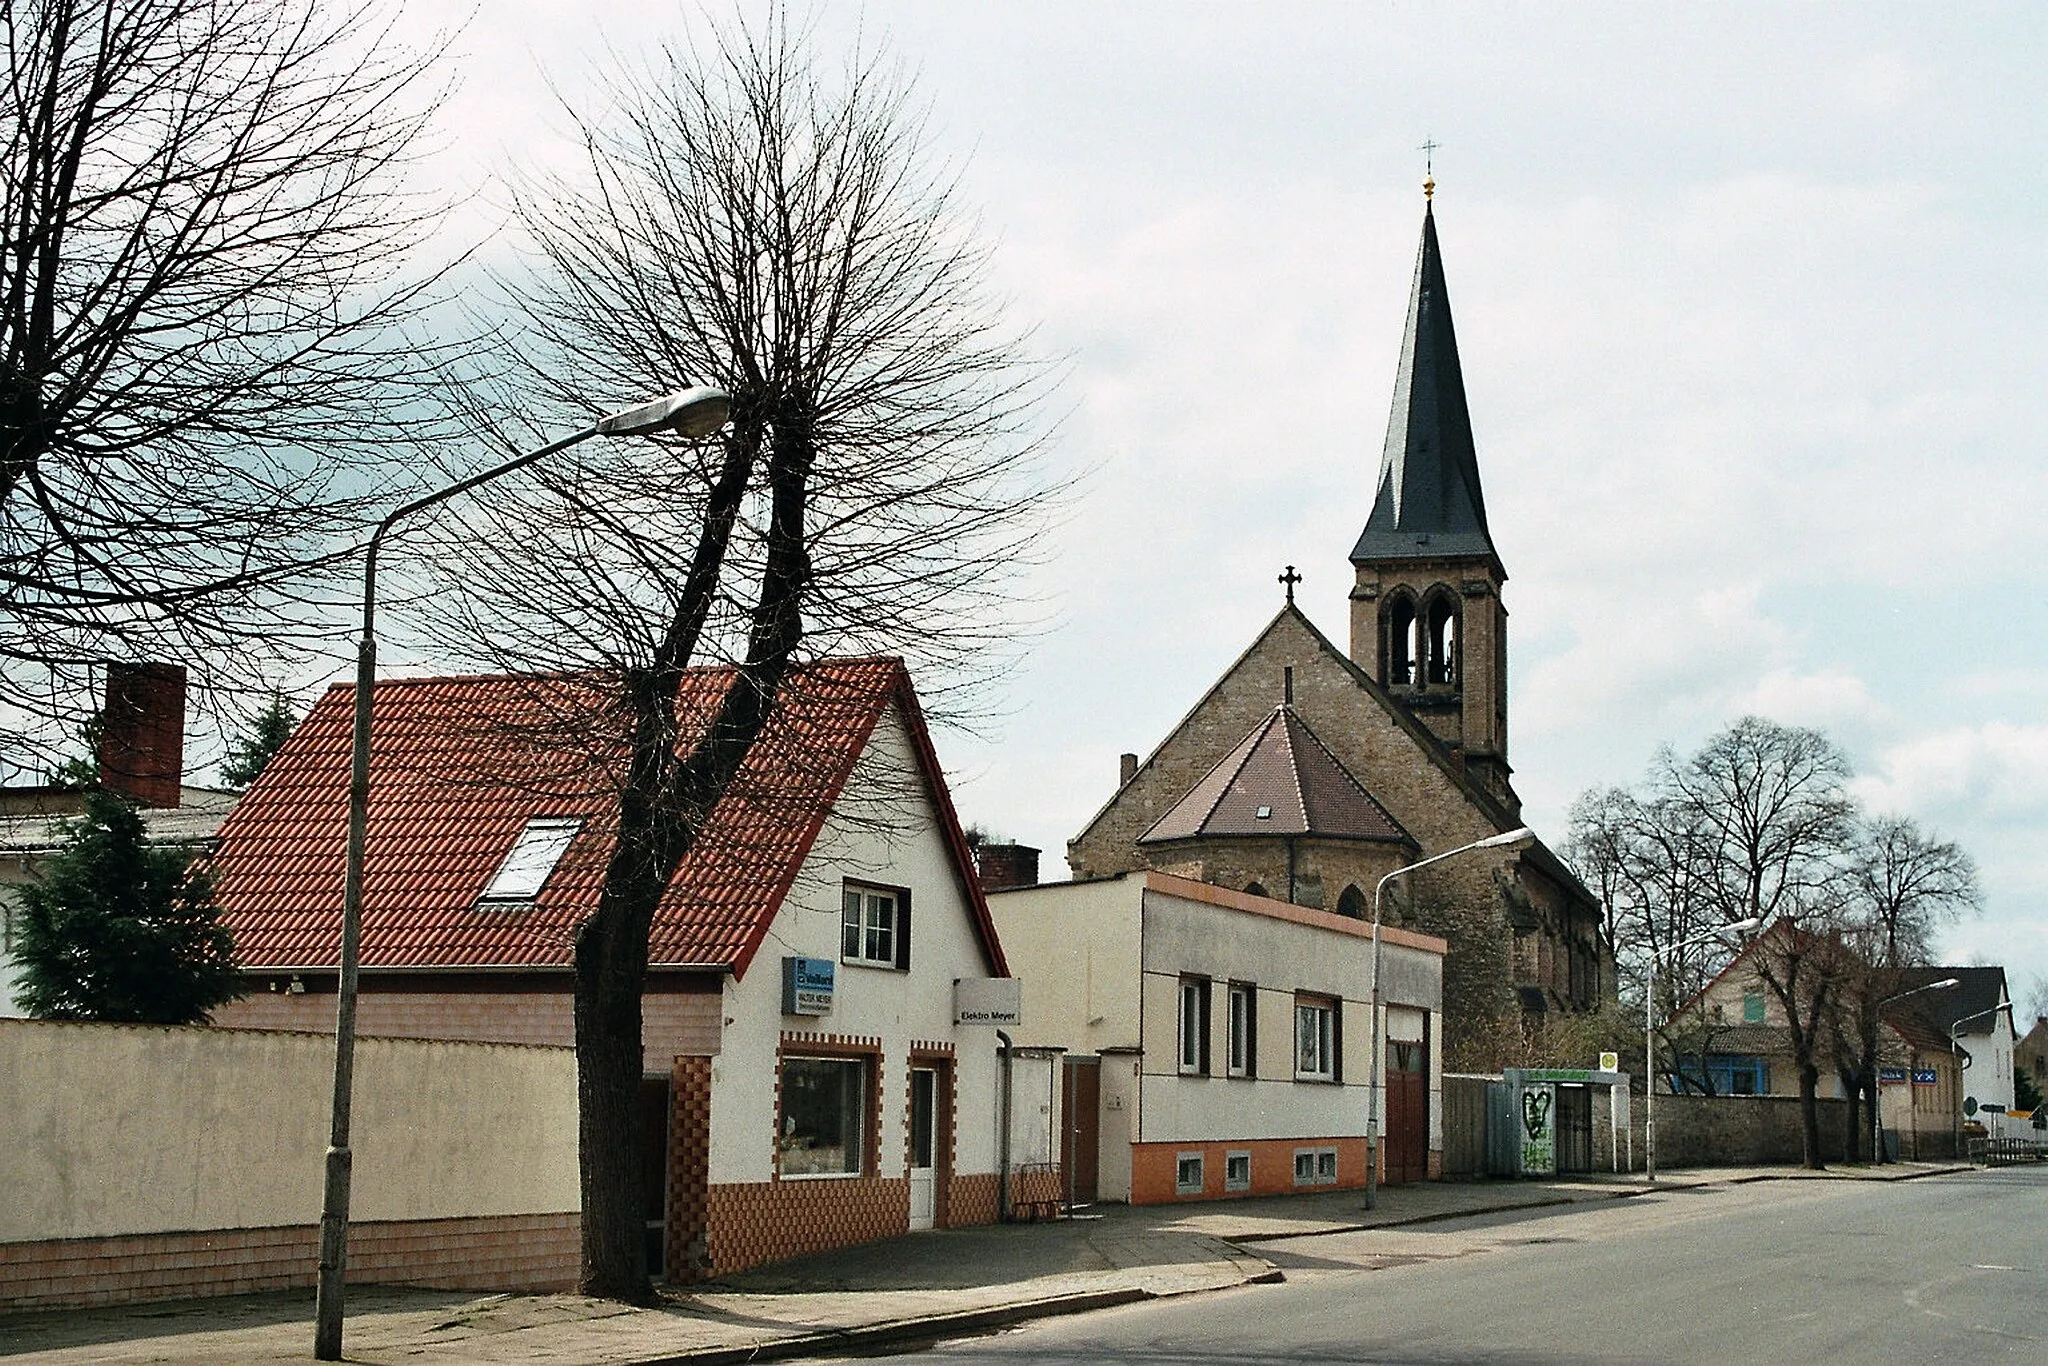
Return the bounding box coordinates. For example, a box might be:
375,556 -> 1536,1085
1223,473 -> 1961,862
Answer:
1279,565 -> 1302,604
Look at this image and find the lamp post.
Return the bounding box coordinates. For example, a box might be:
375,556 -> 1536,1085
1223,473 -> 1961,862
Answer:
1644,917 -> 1761,1182
313,388 -> 731,1361
1947,997 -> 2014,1163
1365,826 -> 1534,1210
1871,977 -> 1957,1164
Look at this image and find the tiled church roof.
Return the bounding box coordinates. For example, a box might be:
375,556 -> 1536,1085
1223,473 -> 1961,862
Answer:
211,658 -> 1004,979
1138,705 -> 1413,846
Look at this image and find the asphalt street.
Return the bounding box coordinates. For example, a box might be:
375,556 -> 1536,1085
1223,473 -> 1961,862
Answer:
892,1167 -> 2048,1365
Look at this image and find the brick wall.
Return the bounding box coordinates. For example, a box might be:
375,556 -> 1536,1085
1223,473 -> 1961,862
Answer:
0,1213 -> 578,1313
950,1173 -> 1000,1227
1128,1137 -> 1370,1204
668,1056 -> 714,1281
1589,1092 -> 1863,1169
704,1179 -> 909,1277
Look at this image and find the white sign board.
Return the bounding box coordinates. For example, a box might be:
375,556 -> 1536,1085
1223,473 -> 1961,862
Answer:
953,977 -> 1022,1026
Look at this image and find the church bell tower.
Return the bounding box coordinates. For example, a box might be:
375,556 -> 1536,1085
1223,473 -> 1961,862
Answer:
1348,183 -> 1514,810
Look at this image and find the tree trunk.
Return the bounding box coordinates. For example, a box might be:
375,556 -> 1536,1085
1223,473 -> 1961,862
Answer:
1797,1061 -> 1826,1169
574,879 -> 658,1302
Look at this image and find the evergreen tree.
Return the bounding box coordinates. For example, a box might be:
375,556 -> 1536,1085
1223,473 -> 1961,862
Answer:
220,694 -> 298,789
14,788 -> 244,1023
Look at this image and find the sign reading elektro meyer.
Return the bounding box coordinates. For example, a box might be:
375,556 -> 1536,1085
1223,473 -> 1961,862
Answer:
953,977 -> 1022,1026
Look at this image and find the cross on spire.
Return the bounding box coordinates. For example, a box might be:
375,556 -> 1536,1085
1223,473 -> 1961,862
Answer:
1420,138 -> 1439,200
1279,565 -> 1302,604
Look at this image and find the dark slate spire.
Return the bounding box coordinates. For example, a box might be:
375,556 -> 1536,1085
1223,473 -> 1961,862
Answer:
1349,197 -> 1498,566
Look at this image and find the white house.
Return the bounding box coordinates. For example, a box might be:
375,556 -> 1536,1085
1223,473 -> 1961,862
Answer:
211,658 -> 1020,1282
989,870 -> 1445,1203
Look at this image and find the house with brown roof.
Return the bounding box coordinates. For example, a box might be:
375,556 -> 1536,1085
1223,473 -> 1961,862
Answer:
209,658 -> 1020,1283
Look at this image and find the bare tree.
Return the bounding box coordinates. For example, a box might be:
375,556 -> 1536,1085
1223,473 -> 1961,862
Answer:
408,15 -> 1051,1301
0,0 -> 457,745
1663,717 -> 1857,1167
1829,816 -> 1979,1159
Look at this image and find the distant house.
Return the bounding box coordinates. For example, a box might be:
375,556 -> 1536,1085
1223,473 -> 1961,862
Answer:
989,868 -> 1446,1202
209,658 -> 1017,1282
0,663 -> 235,1016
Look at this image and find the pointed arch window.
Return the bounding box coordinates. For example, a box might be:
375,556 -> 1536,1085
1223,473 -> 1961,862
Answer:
1384,595 -> 1419,687
1335,885 -> 1368,920
1425,595 -> 1458,686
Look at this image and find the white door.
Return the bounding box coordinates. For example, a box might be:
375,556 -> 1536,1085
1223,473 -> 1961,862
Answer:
909,1067 -> 937,1230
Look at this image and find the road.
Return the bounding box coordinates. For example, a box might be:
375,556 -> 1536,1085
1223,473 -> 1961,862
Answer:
892,1168 -> 2048,1364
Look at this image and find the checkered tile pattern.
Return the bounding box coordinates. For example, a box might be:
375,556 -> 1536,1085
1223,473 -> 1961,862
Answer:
666,1055 -> 714,1282
704,1179 -> 910,1276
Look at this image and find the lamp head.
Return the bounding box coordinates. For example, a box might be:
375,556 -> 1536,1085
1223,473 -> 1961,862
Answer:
1725,917 -> 1763,936
1476,826 -> 1536,852
596,386 -> 732,438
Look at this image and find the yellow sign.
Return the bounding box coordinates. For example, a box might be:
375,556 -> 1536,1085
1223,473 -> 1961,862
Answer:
1599,1051 -> 1620,1073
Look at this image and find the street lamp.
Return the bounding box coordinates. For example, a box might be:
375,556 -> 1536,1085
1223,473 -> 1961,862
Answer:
313,387 -> 731,1361
1365,826 -> 1535,1210
1948,996 -> 2014,1162
1871,977 -> 1958,1164
1644,917 -> 1762,1182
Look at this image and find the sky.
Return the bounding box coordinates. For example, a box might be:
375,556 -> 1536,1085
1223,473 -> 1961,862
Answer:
362,3 -> 2048,1004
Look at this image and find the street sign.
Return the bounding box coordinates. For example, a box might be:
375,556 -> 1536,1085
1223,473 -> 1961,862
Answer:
1964,1096 -> 1978,1116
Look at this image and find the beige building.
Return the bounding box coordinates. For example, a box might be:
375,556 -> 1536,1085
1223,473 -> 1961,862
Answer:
1067,193 -> 1605,1066
989,871 -> 1445,1201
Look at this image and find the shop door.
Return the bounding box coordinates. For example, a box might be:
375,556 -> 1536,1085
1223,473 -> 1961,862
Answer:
909,1067 -> 938,1230
1385,1040 -> 1428,1185
1061,1057 -> 1100,1206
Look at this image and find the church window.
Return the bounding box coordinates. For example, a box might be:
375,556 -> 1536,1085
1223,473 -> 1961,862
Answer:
1385,596 -> 1418,686
1244,881 -> 1268,899
1336,885 -> 1367,920
1425,595 -> 1458,686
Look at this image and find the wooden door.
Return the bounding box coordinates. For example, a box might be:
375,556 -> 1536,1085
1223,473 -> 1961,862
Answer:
1061,1057 -> 1100,1206
1385,1040 -> 1428,1185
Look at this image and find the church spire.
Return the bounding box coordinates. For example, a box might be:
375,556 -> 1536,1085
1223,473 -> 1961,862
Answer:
1349,194 -> 1498,569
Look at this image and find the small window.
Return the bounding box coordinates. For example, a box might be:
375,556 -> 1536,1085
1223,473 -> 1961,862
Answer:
1296,996 -> 1337,1081
1742,985 -> 1766,1024
1225,1151 -> 1252,1192
779,1056 -> 867,1178
1176,1152 -> 1205,1196
842,884 -> 910,969
1179,977 -> 1212,1076
1254,805 -> 1273,820
1293,1146 -> 1338,1186
478,816 -> 583,905
1227,983 -> 1256,1078
1336,885 -> 1368,920
1244,881 -> 1268,899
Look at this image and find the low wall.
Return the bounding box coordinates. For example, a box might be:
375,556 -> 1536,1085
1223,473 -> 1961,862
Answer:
0,1018 -> 580,1310
1595,1092 -> 1862,1169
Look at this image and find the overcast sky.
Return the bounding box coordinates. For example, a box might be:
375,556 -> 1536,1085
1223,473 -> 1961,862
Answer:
382,3 -> 2048,1003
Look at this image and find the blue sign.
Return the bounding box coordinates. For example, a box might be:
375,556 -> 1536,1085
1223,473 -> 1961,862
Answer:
781,956 -> 835,1016
1912,1068 -> 1938,1086
1878,1067 -> 1909,1083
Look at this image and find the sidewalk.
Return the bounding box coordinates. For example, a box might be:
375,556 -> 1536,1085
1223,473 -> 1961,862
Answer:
0,1163 -> 1967,1365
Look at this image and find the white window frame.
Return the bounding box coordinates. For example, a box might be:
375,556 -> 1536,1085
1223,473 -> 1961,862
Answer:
1295,996 -> 1336,1081
1224,1150 -> 1252,1192
841,884 -> 902,969
477,816 -> 583,906
777,1055 -> 868,1179
1175,1151 -> 1205,1196
1227,983 -> 1255,1078
1293,1145 -> 1338,1187
1179,977 -> 1211,1076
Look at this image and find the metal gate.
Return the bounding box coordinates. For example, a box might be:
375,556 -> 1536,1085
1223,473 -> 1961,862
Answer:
1556,1083 -> 1594,1173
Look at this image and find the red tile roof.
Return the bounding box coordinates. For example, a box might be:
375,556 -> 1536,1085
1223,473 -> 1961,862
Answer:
211,658 -> 1005,979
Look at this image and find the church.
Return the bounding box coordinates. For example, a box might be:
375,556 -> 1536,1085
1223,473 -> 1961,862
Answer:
1065,184 -> 1609,1067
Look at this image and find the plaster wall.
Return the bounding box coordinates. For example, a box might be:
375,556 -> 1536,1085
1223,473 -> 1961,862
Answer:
984,875 -> 1142,1055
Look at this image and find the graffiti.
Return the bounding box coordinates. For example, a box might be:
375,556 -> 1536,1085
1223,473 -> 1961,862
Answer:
1522,1086 -> 1553,1140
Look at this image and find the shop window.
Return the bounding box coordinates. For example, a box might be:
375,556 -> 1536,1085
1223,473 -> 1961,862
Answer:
1227,982 -> 1257,1078
778,1056 -> 867,1177
1293,1146 -> 1338,1186
1225,1151 -> 1252,1191
1295,995 -> 1338,1081
477,816 -> 583,906
1179,977 -> 1212,1075
842,883 -> 910,969
1176,1152 -> 1205,1195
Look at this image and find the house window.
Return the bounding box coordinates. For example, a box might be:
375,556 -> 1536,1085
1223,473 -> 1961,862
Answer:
1742,985 -> 1766,1024
1296,995 -> 1337,1081
1179,977 -> 1212,1075
1293,1146 -> 1338,1186
778,1056 -> 867,1177
1225,1151 -> 1252,1191
1176,1152 -> 1205,1195
842,883 -> 910,969
477,816 -> 583,905
1227,983 -> 1256,1078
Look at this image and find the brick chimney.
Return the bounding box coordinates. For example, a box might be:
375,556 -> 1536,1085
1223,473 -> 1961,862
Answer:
99,662 -> 185,808
976,842 -> 1040,892
1119,752 -> 1138,786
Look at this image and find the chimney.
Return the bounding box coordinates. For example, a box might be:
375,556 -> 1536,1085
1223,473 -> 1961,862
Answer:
99,662 -> 185,808
976,842 -> 1040,892
1119,752 -> 1138,786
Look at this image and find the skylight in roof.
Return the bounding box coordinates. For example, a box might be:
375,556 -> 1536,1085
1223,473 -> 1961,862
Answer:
478,816 -> 583,905
1255,805 -> 1273,820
